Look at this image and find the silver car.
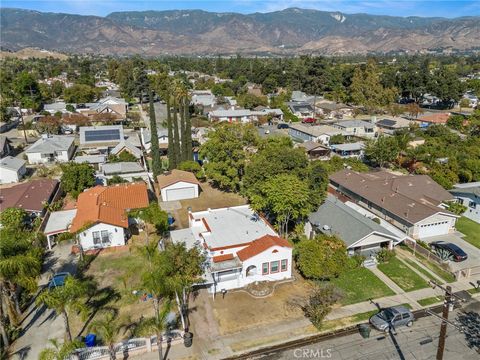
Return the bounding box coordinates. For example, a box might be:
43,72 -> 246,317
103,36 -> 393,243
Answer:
369,306 -> 414,332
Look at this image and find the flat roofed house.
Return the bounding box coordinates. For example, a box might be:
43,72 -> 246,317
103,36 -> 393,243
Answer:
305,195 -> 404,256
157,169 -> 200,202
329,169 -> 458,239
25,135 -> 75,164
330,142 -> 365,159
80,125 -> 124,148
170,205 -> 292,294
69,183 -> 149,250
297,141 -> 331,160
288,124 -> 346,145
0,156 -> 26,184
333,120 -> 376,138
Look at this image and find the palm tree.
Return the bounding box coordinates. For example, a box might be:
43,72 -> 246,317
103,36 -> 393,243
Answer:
88,310 -> 128,360
36,276 -> 91,341
39,338 -> 84,360
0,232 -> 42,327
135,300 -> 172,360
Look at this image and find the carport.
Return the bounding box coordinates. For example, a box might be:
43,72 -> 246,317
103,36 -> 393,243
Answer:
43,209 -> 77,249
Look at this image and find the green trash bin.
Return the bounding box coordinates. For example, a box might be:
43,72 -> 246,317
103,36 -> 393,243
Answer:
359,324 -> 371,339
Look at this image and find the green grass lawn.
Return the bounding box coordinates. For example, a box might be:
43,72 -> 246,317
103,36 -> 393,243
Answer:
418,296 -> 444,307
402,258 -> 438,282
377,257 -> 430,292
456,216 -> 480,249
400,245 -> 456,283
330,267 -> 395,305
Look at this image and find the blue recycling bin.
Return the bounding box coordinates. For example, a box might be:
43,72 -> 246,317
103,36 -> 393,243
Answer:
85,333 -> 96,347
167,213 -> 174,226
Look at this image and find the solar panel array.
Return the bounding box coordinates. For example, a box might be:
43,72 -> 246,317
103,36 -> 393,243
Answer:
377,119 -> 396,127
84,129 -> 121,143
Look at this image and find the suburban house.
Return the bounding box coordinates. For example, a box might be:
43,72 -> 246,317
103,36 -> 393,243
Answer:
330,142 -> 365,159
191,90 -> 217,107
44,101 -> 70,114
80,125 -> 124,149
110,139 -> 144,161
208,109 -> 262,123
140,128 -> 169,153
0,179 -> 60,217
286,102 -> 315,118
317,102 -> 353,119
0,156 -> 27,184
305,195 -> 404,256
414,113 -> 450,128
333,120 -> 376,138
449,183 -> 480,224
79,96 -> 128,120
291,91 -> 315,104
170,205 -> 293,294
69,183 -> 149,250
74,154 -> 107,168
296,141 -> 331,160
376,117 -> 412,135
98,162 -> 148,185
329,170 -> 458,239
25,135 -> 75,164
0,135 -> 13,157
289,124 -> 347,145
157,169 -> 200,202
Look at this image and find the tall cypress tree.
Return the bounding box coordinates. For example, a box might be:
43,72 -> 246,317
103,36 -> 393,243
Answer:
179,96 -> 186,163
166,95 -> 175,170
149,91 -> 162,177
172,98 -> 181,167
183,97 -> 193,161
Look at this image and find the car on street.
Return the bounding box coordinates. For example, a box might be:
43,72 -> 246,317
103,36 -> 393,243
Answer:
430,241 -> 468,262
277,123 -> 289,129
369,306 -> 414,332
301,117 -> 315,124
48,272 -> 70,289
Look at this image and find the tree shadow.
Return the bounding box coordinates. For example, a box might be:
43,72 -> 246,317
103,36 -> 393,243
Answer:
10,345 -> 31,360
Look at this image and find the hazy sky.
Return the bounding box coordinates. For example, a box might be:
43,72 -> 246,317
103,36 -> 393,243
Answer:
2,0 -> 479,18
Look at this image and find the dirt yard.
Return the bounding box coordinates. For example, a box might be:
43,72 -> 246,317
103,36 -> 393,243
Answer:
191,276 -> 314,336
166,181 -> 247,229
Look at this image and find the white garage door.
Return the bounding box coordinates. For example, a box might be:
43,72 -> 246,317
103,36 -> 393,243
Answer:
418,221 -> 450,238
165,187 -> 196,201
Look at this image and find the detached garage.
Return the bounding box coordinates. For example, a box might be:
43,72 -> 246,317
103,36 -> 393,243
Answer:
158,169 -> 200,202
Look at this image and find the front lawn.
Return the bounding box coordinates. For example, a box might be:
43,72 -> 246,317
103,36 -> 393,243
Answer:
377,257 -> 429,292
330,267 -> 395,305
399,246 -> 456,283
456,216 -> 480,249
418,296 -> 443,307
402,258 -> 438,282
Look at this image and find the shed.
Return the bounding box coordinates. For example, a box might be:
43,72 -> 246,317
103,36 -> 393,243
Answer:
157,169 -> 200,202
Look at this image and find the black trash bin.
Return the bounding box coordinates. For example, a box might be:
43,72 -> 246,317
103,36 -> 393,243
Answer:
184,332 -> 193,347
359,324 -> 371,339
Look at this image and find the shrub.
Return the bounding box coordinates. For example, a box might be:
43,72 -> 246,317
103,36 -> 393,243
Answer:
376,249 -> 396,263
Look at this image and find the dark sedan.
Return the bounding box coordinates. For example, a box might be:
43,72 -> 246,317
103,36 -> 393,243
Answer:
430,241 -> 468,262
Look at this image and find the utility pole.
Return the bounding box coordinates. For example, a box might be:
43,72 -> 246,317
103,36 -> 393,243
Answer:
433,283 -> 453,360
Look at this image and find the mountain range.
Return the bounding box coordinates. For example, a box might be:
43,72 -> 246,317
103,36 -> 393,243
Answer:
1,7 -> 480,56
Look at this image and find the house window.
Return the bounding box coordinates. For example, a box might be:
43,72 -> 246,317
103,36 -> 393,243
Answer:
262,262 -> 269,275
92,231 -> 101,245
270,261 -> 279,273
281,259 -> 288,272
101,230 -> 110,244
469,201 -> 476,209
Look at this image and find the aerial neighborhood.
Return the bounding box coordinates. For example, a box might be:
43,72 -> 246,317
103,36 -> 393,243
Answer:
1,6 -> 480,360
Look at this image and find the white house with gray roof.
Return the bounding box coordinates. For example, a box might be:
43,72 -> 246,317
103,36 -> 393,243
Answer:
25,135 -> 75,164
288,124 -> 347,145
449,183 -> 480,224
333,120 -> 376,138
0,156 -> 26,184
305,195 -> 404,256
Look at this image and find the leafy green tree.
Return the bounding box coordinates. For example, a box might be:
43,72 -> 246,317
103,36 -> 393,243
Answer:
459,98 -> 470,111
295,234 -> 349,279
130,202 -> 168,235
149,91 -> 162,178
236,93 -> 268,109
200,123 -> 258,191
88,310 -> 128,360
107,151 -> 137,163
446,201 -> 467,215
0,208 -> 27,230
36,276 -> 91,341
63,84 -> 96,103
39,339 -> 84,360
60,163 -> 95,198
428,66 -> 464,106
329,134 -> 346,145
446,115 -> 464,131
251,174 -> 312,237
13,71 -> 42,110
178,160 -> 203,179
364,135 -> 400,168
107,175 -> 128,185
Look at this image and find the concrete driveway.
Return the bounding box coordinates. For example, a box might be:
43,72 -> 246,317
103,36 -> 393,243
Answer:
10,242 -> 78,360
422,233 -> 480,273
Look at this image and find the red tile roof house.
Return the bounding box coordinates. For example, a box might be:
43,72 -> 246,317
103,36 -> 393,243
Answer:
170,205 -> 292,295
67,183 -> 149,251
414,113 -> 451,128
329,169 -> 458,240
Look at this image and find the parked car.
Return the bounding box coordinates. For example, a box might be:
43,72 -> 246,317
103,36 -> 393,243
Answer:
277,123 -> 289,129
302,117 -> 316,124
430,241 -> 468,262
61,126 -> 73,135
369,306 -> 414,332
48,272 -> 70,289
